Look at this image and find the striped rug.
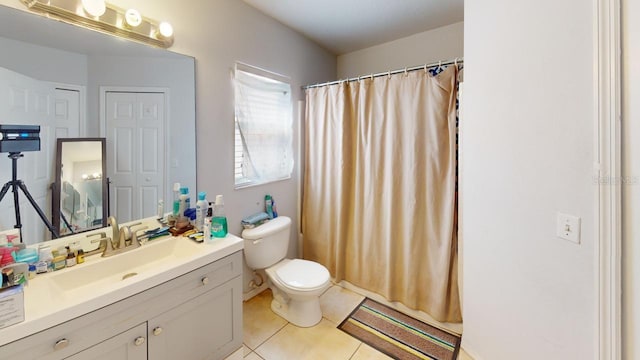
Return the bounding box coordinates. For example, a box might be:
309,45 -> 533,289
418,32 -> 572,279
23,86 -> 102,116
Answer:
338,298 -> 461,360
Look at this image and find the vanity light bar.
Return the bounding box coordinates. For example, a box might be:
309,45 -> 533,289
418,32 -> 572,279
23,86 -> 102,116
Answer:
20,0 -> 174,48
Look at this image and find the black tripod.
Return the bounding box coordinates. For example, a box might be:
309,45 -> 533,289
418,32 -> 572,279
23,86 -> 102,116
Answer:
0,152 -> 59,240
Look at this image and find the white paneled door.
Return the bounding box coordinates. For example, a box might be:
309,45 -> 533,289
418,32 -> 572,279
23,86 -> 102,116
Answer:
0,67 -> 57,244
53,88 -> 81,138
105,91 -> 165,223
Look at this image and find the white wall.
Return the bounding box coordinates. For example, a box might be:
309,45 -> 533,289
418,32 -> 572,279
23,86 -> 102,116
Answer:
337,22 -> 463,78
622,0 -> 639,357
462,1 -> 597,359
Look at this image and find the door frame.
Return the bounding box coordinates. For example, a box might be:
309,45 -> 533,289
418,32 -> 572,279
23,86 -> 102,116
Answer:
51,82 -> 87,137
595,0 -> 621,358
99,86 -> 170,220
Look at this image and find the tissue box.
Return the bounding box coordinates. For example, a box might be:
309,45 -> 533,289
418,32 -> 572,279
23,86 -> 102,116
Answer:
0,284 -> 24,329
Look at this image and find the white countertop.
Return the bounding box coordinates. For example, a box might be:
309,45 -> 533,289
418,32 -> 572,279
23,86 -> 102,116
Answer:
0,231 -> 243,346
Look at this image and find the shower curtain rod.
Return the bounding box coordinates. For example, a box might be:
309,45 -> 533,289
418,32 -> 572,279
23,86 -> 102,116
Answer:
303,57 -> 463,90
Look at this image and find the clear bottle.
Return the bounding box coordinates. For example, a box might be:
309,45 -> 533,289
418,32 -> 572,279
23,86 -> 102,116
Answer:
211,195 -> 228,238
172,182 -> 181,216
195,192 -> 208,231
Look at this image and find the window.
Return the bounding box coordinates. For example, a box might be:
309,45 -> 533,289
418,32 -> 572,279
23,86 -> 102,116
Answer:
233,63 -> 293,188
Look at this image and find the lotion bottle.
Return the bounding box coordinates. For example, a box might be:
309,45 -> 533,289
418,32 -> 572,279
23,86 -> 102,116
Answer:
195,192 -> 208,231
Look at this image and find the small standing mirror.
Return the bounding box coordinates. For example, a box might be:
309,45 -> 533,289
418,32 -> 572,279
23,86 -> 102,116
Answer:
52,138 -> 108,237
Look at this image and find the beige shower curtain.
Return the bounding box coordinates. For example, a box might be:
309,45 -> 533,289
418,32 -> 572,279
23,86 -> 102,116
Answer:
302,66 -> 461,322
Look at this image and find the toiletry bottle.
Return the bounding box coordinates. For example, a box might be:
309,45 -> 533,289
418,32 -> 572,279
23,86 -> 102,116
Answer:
77,249 -> 85,264
38,244 -> 53,273
271,197 -> 278,218
157,199 -> 164,219
53,248 -> 66,271
179,187 -> 189,217
28,264 -> 36,280
65,246 -> 76,267
265,194 -> 274,219
211,195 -> 228,238
172,182 -> 181,216
203,217 -> 212,243
180,187 -> 191,210
195,192 -> 208,231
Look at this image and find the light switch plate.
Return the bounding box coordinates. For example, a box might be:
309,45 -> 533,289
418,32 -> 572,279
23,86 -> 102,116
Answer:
557,213 -> 581,244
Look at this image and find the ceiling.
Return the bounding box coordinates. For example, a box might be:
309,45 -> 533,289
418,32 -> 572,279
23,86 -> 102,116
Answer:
242,0 -> 464,55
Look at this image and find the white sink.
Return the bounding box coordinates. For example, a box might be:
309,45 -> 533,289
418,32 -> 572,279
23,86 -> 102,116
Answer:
49,236 -> 204,295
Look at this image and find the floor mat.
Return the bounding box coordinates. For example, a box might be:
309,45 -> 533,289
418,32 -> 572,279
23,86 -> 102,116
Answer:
338,298 -> 461,360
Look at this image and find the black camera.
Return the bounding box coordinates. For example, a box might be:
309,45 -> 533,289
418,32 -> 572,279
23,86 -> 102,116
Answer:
0,124 -> 41,153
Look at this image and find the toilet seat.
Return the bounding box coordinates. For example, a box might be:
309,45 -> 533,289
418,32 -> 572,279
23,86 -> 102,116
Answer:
271,259 -> 329,292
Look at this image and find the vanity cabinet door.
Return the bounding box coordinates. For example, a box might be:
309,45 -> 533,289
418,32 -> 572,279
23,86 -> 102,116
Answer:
147,276 -> 242,360
64,323 -> 147,360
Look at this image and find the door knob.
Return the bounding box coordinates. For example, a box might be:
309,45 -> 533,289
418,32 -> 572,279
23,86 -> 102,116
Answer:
134,336 -> 145,346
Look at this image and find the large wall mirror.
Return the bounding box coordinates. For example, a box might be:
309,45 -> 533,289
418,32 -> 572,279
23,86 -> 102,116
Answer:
52,138 -> 107,236
0,5 -> 196,244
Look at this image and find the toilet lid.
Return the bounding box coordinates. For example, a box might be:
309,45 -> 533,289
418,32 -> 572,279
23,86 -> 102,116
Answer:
275,259 -> 329,290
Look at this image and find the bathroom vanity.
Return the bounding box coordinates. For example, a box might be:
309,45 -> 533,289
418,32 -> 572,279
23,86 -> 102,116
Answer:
0,222 -> 243,360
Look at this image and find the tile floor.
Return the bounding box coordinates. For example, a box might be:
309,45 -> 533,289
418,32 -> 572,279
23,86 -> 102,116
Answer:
242,285 -> 471,360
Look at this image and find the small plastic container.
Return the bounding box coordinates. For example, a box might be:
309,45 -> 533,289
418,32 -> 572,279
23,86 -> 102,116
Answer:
15,248 -> 38,264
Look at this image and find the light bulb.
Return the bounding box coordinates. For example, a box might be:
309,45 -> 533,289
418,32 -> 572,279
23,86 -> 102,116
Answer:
158,22 -> 173,38
125,9 -> 142,27
82,0 -> 106,17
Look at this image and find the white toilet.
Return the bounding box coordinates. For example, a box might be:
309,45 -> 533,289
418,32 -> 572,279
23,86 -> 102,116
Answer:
242,216 -> 330,327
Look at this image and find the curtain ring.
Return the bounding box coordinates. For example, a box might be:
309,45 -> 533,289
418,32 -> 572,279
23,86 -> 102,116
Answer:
404,67 -> 408,76
387,71 -> 391,79
370,73 -> 374,80
454,57 -> 458,66
424,64 -> 427,74
439,60 -> 442,69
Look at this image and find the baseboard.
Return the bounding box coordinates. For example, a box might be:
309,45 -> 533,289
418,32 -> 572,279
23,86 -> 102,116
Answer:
223,347 -> 243,360
459,345 -> 482,360
243,282 -> 269,301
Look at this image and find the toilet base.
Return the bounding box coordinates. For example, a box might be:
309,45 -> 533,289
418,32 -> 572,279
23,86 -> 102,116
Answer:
269,286 -> 323,327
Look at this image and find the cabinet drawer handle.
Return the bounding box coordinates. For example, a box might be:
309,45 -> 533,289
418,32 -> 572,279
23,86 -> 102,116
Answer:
201,276 -> 209,285
153,327 -> 163,336
134,336 -> 146,346
53,338 -> 69,351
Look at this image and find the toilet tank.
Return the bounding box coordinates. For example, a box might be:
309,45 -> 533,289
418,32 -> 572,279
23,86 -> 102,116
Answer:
242,216 -> 291,270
